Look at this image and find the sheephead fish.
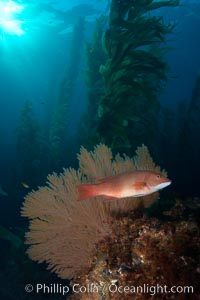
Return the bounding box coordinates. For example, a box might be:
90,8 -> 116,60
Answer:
77,171 -> 171,201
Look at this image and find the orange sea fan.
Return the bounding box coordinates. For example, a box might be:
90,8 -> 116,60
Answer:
21,144 -> 166,279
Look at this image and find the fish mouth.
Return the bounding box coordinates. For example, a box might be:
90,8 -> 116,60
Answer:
153,180 -> 171,192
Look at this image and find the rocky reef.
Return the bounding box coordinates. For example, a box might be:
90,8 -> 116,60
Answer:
68,199 -> 200,300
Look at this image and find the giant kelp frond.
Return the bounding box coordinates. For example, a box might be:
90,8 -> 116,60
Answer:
82,15 -> 107,146
148,0 -> 179,10
22,144 -> 166,279
96,0 -> 179,152
48,17 -> 85,171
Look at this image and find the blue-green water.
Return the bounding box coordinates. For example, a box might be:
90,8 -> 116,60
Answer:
0,1 -> 200,299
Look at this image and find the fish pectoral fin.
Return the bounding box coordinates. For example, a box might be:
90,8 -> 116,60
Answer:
132,182 -> 146,190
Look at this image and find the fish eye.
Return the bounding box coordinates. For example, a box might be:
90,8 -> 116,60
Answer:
156,174 -> 160,179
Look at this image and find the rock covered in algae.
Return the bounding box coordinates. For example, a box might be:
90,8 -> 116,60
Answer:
68,201 -> 200,300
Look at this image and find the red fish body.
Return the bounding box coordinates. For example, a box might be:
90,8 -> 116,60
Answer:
77,171 -> 171,201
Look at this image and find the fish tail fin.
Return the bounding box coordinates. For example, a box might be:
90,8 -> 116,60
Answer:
77,184 -> 98,201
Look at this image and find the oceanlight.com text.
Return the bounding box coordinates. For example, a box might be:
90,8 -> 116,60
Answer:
25,283 -> 194,296
108,283 -> 193,296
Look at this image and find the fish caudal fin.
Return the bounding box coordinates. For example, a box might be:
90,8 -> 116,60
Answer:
77,184 -> 98,201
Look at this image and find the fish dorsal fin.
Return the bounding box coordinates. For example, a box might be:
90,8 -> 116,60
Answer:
132,182 -> 146,190
97,175 -> 115,184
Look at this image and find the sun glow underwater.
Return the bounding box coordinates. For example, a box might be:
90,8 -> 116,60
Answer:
0,0 -> 25,36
